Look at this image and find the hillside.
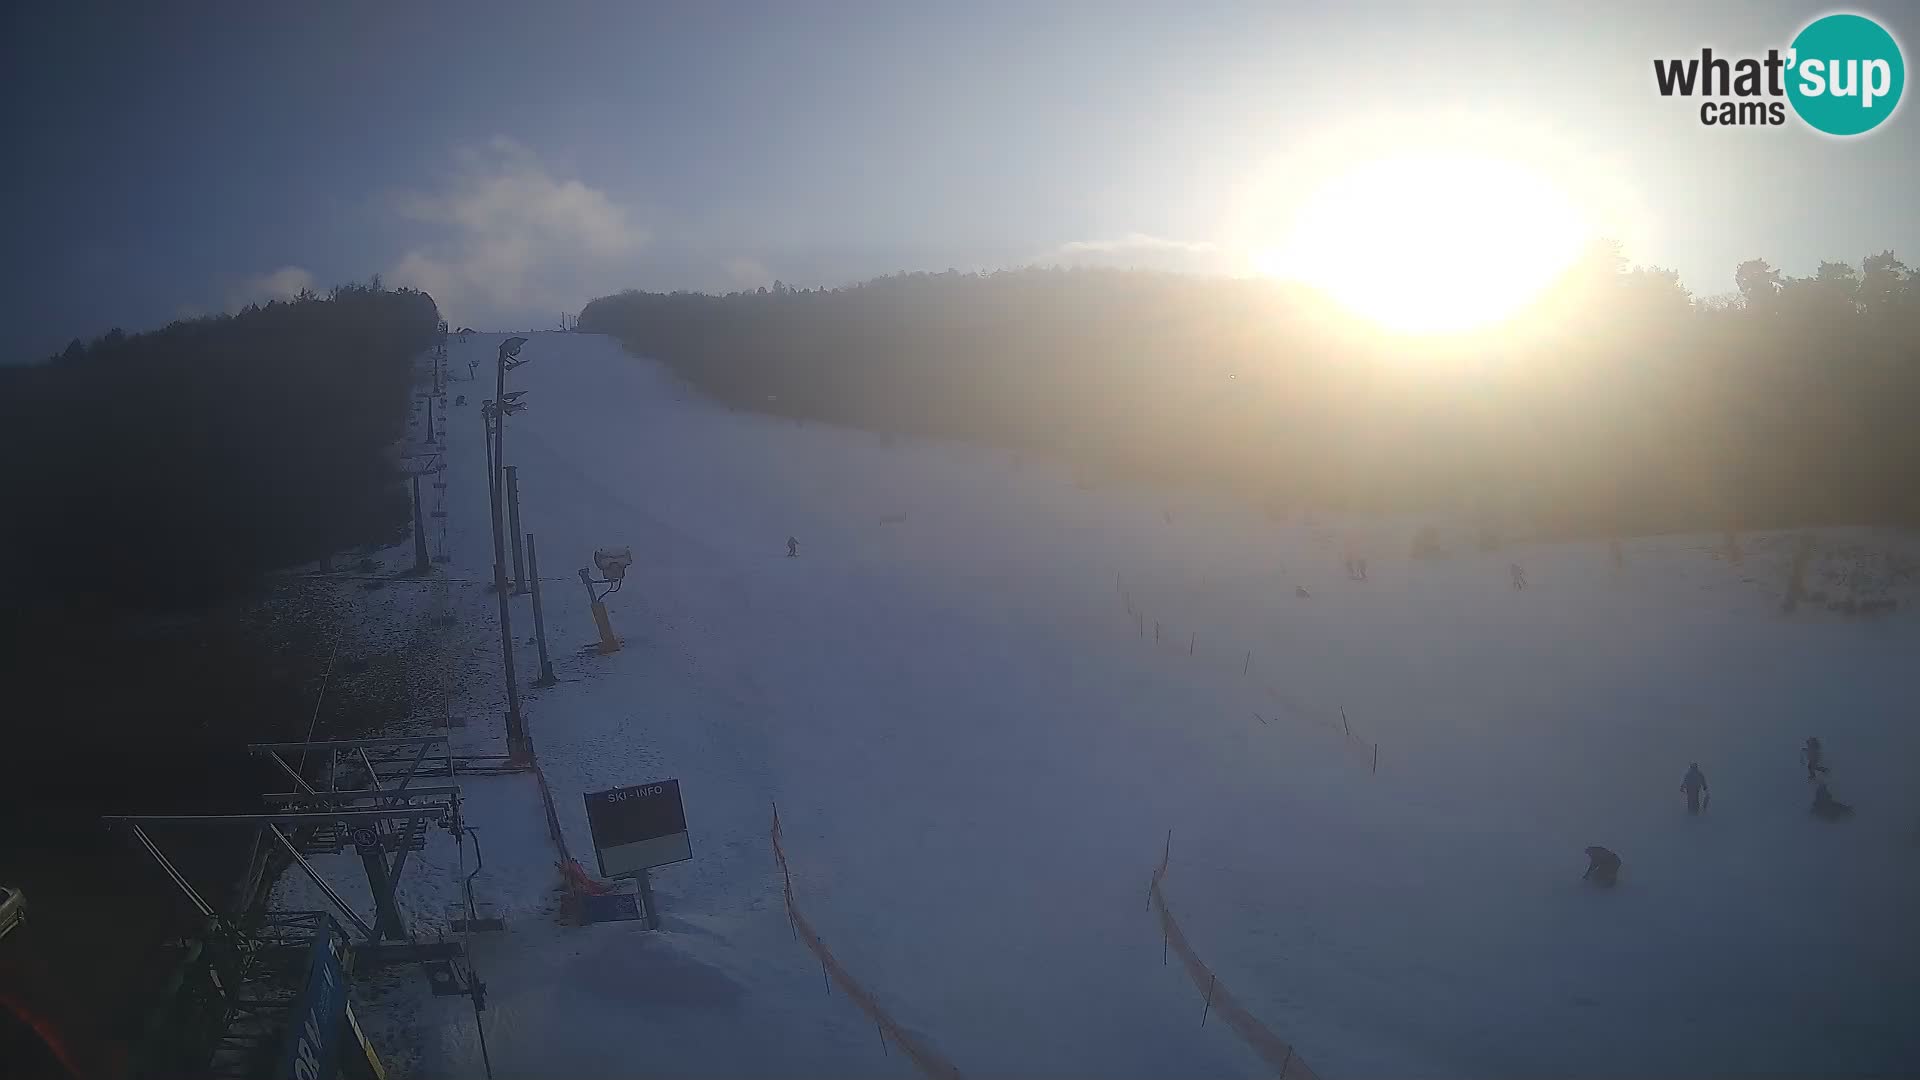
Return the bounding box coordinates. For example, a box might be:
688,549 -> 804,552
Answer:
305,330 -> 1920,1079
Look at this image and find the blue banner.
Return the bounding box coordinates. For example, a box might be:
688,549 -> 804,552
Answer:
280,930 -> 348,1080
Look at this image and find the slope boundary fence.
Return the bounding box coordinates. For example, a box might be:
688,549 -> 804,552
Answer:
1118,573 -> 1382,774
771,803 -> 965,1080
1150,839 -> 1322,1080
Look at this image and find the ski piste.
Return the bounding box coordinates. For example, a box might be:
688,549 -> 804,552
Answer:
271,331 -> 1919,1080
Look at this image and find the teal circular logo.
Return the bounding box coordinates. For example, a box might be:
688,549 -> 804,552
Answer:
1787,13 -> 1905,136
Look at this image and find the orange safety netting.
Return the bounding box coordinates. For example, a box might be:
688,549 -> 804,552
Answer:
770,805 -> 965,1080
528,754 -> 619,911
559,858 -> 617,896
1150,850 -> 1322,1080
1120,573 -> 1380,777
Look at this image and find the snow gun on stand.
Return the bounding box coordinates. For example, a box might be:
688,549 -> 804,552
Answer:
578,546 -> 631,653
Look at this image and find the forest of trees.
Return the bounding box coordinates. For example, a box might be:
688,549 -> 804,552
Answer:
580,245 -> 1920,538
0,280 -> 441,613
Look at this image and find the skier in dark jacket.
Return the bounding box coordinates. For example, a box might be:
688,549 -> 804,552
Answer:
1680,763 -> 1709,815
1801,737 -> 1827,781
786,536 -> 798,558
1582,845 -> 1621,887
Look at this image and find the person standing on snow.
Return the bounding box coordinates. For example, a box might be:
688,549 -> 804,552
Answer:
786,536 -> 799,558
1680,763 -> 1709,815
1801,737 -> 1828,781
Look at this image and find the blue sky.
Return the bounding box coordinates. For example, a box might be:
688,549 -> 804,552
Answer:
4,0 -> 1916,358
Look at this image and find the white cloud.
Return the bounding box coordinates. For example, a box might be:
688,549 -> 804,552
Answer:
723,256 -> 770,289
387,137 -> 648,325
1031,233 -> 1228,275
225,265 -> 315,310
1050,233 -> 1220,256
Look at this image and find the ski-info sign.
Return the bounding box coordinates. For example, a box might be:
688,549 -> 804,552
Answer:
583,779 -> 692,878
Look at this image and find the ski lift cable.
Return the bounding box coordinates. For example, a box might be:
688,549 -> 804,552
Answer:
296,642 -> 341,780
293,572 -> 583,585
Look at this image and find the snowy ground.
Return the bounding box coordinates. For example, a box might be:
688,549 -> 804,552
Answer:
284,331 -> 1920,1079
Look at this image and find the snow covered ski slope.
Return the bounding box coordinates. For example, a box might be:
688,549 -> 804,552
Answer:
367,331 -> 1920,1079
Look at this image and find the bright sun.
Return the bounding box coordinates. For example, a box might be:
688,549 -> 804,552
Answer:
1258,153 -> 1590,335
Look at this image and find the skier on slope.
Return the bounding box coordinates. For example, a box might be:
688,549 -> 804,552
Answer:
1680,762 -> 1710,815
1801,736 -> 1828,781
787,536 -> 799,558
1582,845 -> 1621,887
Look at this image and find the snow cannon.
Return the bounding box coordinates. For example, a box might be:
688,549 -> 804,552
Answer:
579,546 -> 632,654
594,547 -> 633,584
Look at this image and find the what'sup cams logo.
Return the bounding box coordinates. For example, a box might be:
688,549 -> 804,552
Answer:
1655,11 -> 1905,135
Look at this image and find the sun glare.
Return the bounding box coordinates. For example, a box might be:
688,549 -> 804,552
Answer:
1259,153 -> 1590,335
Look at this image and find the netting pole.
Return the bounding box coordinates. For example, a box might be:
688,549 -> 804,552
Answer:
527,534 -> 556,687
1201,974 -> 1217,1027
506,466 -> 528,594
1189,632 -> 1195,656
411,474 -> 429,575
1373,742 -> 1379,774
1243,651 -> 1250,675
